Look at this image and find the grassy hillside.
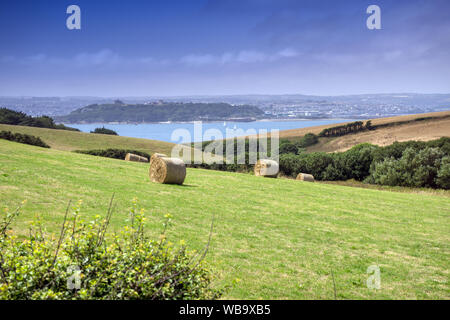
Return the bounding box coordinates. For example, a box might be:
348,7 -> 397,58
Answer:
1,139 -> 449,299
280,111 -> 450,152
0,123 -> 176,154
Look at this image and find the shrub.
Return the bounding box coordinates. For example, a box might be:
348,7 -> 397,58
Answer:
298,133 -> 319,148
0,198 -> 221,300
279,142 -> 298,155
75,149 -> 150,161
279,152 -> 333,179
369,147 -> 446,188
90,127 -> 118,136
365,120 -> 374,130
340,143 -> 378,181
436,157 -> 450,189
0,130 -> 50,148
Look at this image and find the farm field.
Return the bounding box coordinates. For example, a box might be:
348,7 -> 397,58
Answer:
1,139 -> 449,299
279,111 -> 450,153
0,123 -> 176,155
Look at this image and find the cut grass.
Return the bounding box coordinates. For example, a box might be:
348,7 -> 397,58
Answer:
0,139 -> 449,299
0,123 -> 176,154
319,179 -> 450,197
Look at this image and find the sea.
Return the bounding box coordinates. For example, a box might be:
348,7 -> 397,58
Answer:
69,119 -> 357,143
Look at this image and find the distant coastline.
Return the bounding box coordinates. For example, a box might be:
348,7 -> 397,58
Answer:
59,115 -> 396,126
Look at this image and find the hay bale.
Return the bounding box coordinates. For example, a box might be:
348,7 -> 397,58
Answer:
296,173 -> 315,182
125,153 -> 149,163
149,157 -> 186,185
150,153 -> 167,164
254,159 -> 279,178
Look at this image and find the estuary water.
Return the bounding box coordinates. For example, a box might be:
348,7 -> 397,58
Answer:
69,119 -> 356,143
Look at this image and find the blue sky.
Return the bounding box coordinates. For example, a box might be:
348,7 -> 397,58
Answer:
0,0 -> 449,96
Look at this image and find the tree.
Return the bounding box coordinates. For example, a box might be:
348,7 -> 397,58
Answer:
436,157 -> 450,189
369,147 -> 445,188
298,133 -> 319,148
279,142 -> 298,155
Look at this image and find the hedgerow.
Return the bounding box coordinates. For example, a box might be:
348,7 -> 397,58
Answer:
279,137 -> 450,189
75,149 -> 151,161
0,130 -> 50,148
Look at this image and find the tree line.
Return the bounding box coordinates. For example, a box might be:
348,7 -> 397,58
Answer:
0,108 -> 79,131
318,121 -> 372,138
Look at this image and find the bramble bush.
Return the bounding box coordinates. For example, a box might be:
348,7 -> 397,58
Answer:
0,198 -> 221,300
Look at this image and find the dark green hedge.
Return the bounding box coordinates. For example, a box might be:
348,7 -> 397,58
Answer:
75,148 -> 150,161
279,137 -> 450,189
90,127 -> 118,135
0,130 -> 50,148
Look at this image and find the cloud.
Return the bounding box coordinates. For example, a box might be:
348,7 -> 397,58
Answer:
73,49 -> 120,66
180,54 -> 217,66
180,48 -> 298,66
0,48 -> 298,69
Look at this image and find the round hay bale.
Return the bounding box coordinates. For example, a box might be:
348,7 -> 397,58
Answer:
296,173 -> 315,182
149,157 -> 186,185
254,159 -> 279,178
125,153 -> 149,163
150,153 -> 167,164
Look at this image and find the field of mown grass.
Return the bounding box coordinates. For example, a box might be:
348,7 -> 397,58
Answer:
0,139 -> 449,299
0,123 -> 176,154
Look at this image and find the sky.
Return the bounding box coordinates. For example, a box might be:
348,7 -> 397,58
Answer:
0,0 -> 449,96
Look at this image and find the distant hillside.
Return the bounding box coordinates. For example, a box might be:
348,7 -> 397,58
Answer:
279,111 -> 450,153
56,102 -> 264,123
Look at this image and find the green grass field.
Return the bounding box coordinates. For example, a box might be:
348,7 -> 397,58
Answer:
0,123 -> 176,154
0,139 -> 449,299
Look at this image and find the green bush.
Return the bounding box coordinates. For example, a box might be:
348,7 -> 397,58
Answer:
436,157 -> 450,189
75,149 -> 150,161
339,143 -> 378,181
90,127 -> 118,136
278,138 -> 449,189
279,152 -> 333,179
0,130 -> 50,148
369,147 -> 446,188
298,133 -> 319,148
0,198 -> 221,300
279,142 -> 298,155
